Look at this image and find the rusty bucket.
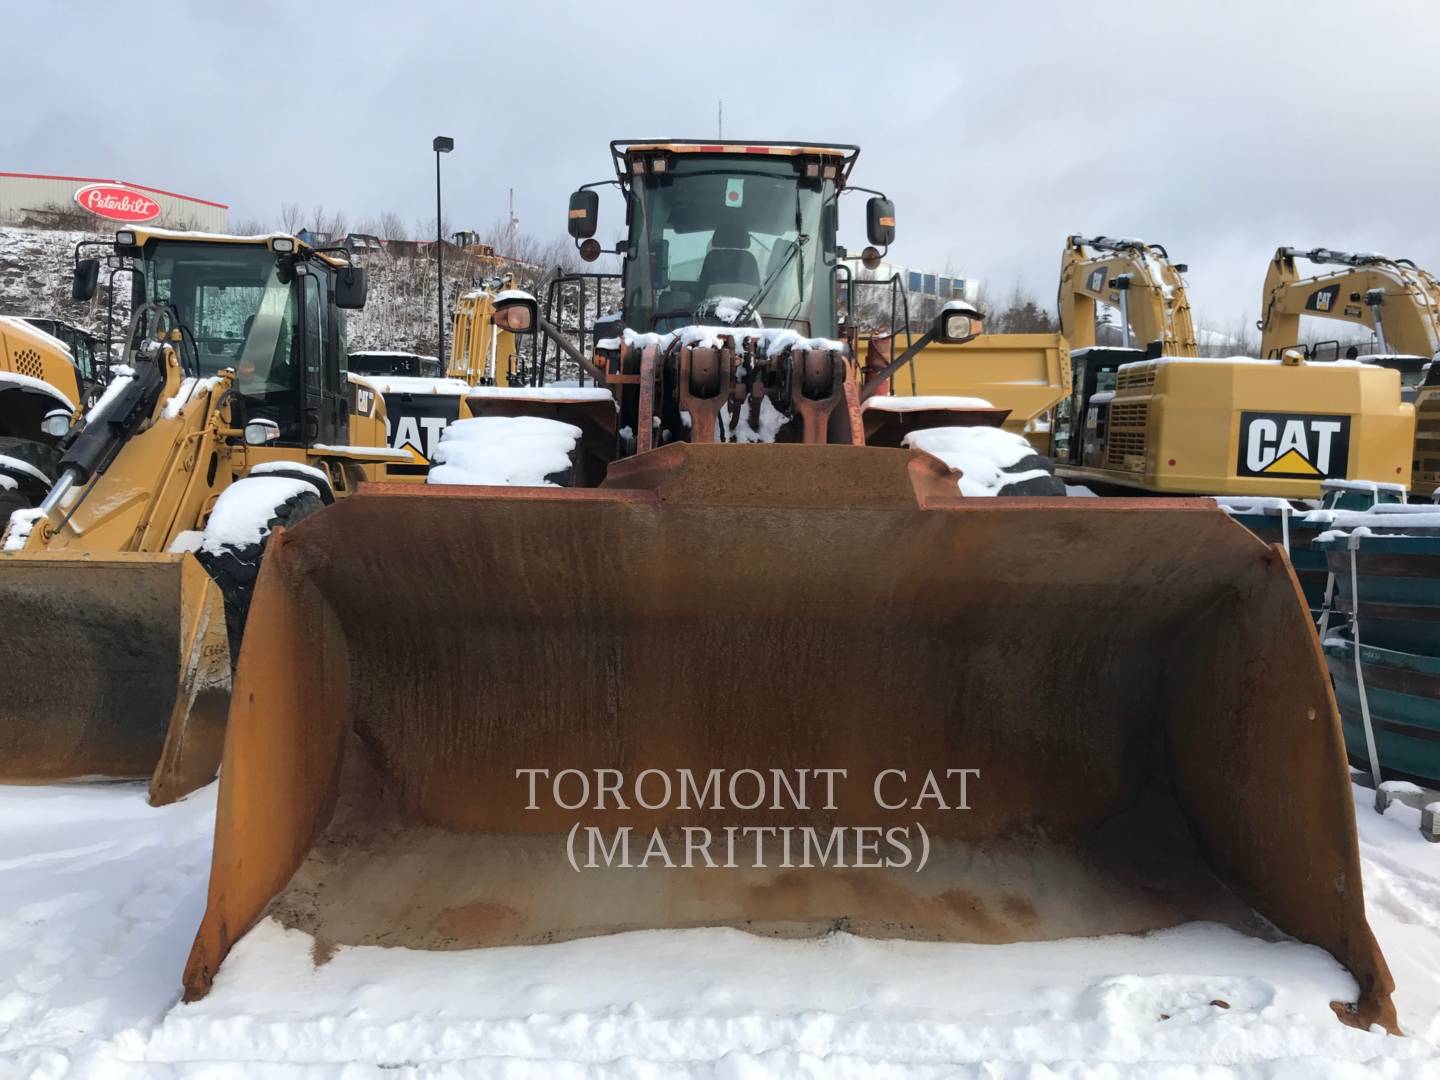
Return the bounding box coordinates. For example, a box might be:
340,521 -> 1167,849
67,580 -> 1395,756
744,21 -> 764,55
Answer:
182,444 -> 1394,1029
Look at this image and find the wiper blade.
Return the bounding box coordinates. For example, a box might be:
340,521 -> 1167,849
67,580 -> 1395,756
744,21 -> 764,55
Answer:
732,234 -> 807,327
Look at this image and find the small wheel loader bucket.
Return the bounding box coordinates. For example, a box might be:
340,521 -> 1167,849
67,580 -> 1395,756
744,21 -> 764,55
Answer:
184,444 -> 1395,1029
0,551 -> 232,805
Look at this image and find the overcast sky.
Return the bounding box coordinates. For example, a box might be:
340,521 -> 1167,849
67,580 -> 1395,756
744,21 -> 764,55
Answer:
5,1 -> 1439,331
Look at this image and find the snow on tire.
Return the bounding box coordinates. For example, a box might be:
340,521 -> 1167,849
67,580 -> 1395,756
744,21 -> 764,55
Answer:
0,436 -> 62,505
427,416 -> 584,487
196,480 -> 325,666
903,426 -> 1065,497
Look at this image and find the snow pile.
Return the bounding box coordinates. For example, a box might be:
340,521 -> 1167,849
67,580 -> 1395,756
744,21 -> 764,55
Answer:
620,325 -> 847,360
199,476 -> 317,554
0,783 -> 217,1078
2,506 -> 43,551
1312,504 -> 1440,542
428,415 -> 582,487
904,426 -> 1051,496
723,395 -> 788,443
0,778 -> 1437,1074
863,395 -> 995,413
0,369 -> 75,409
359,375 -> 470,396
167,530 -> 204,554
1215,495 -> 1302,515
468,385 -> 616,404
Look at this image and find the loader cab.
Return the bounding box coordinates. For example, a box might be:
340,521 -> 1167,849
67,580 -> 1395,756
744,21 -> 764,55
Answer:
127,235 -> 359,447
595,144 -> 857,337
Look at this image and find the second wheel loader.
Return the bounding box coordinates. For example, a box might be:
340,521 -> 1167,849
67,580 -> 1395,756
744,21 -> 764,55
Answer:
0,227 -> 408,804
185,141 -> 1395,1030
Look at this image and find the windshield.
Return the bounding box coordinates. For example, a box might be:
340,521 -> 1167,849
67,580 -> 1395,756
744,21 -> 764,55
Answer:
140,241 -> 299,404
624,157 -> 835,334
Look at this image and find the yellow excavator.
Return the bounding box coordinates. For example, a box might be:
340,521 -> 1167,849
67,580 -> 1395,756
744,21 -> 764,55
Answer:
1059,235 -> 1197,356
182,140 -> 1394,1031
0,317 -> 93,510
1258,246 -> 1440,496
0,227 -> 409,804
1051,236 -> 1413,497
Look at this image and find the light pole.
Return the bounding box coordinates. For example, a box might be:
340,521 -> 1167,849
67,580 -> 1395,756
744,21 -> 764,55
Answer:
433,135 -> 454,363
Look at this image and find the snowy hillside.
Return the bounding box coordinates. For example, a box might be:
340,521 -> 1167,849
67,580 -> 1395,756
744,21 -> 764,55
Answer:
0,224 -> 569,364
1,779 -> 1437,1077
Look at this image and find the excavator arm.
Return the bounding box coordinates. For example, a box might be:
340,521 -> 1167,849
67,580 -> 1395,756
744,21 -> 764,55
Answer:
1059,235 -> 1197,356
1258,246 -> 1440,360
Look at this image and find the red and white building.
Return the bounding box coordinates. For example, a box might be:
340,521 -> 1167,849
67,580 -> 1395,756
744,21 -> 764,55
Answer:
0,172 -> 228,232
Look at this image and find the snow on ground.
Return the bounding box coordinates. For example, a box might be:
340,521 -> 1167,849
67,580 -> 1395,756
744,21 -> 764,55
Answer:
1,779 -> 1437,1077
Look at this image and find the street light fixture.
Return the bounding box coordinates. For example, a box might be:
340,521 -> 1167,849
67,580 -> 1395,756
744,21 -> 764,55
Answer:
433,135 -> 454,364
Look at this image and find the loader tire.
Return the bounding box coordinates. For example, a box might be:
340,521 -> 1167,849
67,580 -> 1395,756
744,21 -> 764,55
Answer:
197,490 -> 325,666
997,451 -> 1066,497
0,489 -> 29,529
0,436 -> 61,505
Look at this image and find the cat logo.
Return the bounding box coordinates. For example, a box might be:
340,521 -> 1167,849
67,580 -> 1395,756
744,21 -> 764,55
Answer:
354,386 -> 376,416
1086,268 -> 1107,293
1305,284 -> 1339,313
1237,411 -> 1351,480
381,394 -> 460,475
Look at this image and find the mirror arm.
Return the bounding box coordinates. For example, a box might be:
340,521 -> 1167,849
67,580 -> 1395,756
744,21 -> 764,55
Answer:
538,316 -> 607,385
860,326 -> 937,400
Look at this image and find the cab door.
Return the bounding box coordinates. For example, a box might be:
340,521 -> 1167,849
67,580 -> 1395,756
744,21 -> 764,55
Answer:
299,264 -> 348,445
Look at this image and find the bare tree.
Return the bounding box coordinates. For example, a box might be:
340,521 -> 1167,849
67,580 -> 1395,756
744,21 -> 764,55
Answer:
279,202 -> 302,233
378,211 -> 409,241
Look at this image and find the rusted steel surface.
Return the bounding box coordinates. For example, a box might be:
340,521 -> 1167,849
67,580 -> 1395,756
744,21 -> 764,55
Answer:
0,553 -> 230,803
183,444 -> 1395,1030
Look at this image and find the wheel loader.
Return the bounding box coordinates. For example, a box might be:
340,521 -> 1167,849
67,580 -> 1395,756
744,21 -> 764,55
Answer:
1052,236 -> 1414,498
0,316 -> 91,511
0,227 -> 409,805
1258,246 -> 1440,496
184,141 -> 1395,1030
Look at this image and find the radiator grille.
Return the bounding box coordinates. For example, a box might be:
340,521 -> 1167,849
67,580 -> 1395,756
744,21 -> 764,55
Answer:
1116,367 -> 1155,392
14,348 -> 43,379
1105,400 -> 1149,470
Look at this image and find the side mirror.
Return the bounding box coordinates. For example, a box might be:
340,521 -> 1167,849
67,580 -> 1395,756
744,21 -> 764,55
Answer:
492,290 -> 539,334
335,265 -> 368,309
568,189 -> 599,239
244,418 -> 281,445
73,258 -> 100,302
935,300 -> 983,345
866,196 -> 895,247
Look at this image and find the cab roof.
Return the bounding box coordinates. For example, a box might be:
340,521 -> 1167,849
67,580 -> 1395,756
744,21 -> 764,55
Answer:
610,140 -> 860,187
116,226 -> 356,268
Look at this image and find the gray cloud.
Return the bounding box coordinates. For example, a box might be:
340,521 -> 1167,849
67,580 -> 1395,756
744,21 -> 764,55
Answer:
5,0 -> 1438,330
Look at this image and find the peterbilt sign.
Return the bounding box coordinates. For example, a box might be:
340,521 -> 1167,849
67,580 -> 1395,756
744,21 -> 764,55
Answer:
73,183 -> 161,223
